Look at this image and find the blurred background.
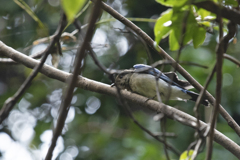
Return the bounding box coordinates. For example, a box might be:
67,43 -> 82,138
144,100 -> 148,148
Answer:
0,0 -> 240,159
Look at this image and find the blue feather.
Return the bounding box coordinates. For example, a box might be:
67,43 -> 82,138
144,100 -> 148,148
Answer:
133,64 -> 184,89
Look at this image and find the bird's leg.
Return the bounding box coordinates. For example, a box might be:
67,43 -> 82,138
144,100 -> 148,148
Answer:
144,95 -> 156,102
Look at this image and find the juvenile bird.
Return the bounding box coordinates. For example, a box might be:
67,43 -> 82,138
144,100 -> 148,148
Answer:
114,64 -> 208,106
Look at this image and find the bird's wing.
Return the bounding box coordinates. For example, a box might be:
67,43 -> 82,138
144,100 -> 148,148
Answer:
133,64 -> 188,89
164,72 -> 193,89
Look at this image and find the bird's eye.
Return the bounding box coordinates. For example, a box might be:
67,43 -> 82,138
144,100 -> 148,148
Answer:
119,74 -> 124,79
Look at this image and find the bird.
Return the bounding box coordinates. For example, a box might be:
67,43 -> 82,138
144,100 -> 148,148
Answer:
114,64 -> 209,106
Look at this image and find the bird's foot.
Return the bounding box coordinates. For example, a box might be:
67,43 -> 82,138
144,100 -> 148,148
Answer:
144,95 -> 156,102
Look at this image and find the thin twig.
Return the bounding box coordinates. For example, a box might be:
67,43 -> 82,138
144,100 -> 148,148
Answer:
161,116 -> 170,160
223,54 -> 240,66
44,1 -> 102,159
192,63 -> 216,160
152,60 -> 208,69
191,138 -> 203,160
73,19 -> 115,81
115,87 -> 180,156
154,71 -> 170,159
205,16 -> 223,160
8,16 -> 156,64
0,25 -> 87,64
87,46 -> 113,74
96,0 -> 240,136
194,63 -> 216,128
124,27 -> 153,64
206,19 -> 237,160
0,13 -> 68,124
154,132 -> 177,138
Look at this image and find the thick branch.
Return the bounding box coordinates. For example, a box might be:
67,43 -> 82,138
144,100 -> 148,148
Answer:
0,41 -> 240,158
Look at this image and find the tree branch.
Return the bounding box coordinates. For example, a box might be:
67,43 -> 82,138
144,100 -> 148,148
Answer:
224,54 -> 240,66
206,16 -> 223,160
0,13 -> 68,124
206,20 -> 237,160
95,0 -> 240,137
0,41 -> 240,158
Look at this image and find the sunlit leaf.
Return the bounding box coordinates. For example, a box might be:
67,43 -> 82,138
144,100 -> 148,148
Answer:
179,150 -> 194,160
76,0 -> 92,18
198,21 -> 210,27
192,27 -> 206,48
223,0 -> 238,7
169,30 -> 180,50
169,8 -> 198,50
197,8 -> 210,20
61,0 -> 87,22
183,11 -> 197,45
183,28 -> 193,45
193,0 -> 214,2
156,0 -> 188,7
154,9 -> 173,44
213,25 -> 228,33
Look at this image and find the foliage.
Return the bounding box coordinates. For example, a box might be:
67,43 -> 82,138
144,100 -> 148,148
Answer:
154,0 -> 237,50
179,150 -> 194,160
61,0 -> 87,22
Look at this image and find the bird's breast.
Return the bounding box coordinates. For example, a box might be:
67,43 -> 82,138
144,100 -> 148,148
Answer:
129,73 -> 191,101
129,73 -> 160,98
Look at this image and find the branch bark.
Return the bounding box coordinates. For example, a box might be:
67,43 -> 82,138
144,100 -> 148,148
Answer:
0,41 -> 240,158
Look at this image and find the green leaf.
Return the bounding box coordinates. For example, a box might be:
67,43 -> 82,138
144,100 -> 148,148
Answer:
192,27 -> 206,48
197,8 -> 210,20
154,9 -> 173,44
198,21 -> 210,27
224,0 -> 238,7
182,13 -> 196,45
61,0 -> 86,22
169,8 -> 198,50
213,25 -> 228,33
155,5 -> 206,50
156,0 -> 188,7
179,150 -> 194,160
169,30 -> 180,50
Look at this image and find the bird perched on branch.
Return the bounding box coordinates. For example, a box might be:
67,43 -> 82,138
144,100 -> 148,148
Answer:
113,64 -> 209,106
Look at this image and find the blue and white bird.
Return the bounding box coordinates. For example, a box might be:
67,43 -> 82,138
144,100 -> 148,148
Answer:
114,64 -> 208,106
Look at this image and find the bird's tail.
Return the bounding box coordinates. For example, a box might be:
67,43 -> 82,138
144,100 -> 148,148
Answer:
186,90 -> 209,106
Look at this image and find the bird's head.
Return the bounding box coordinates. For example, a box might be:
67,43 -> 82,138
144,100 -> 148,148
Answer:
113,70 -> 133,90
